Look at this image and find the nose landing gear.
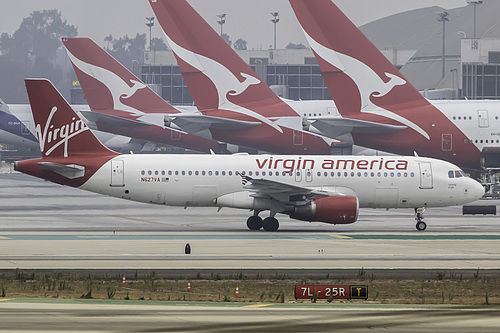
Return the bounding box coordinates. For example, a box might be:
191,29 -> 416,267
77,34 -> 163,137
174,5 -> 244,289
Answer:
415,206 -> 427,231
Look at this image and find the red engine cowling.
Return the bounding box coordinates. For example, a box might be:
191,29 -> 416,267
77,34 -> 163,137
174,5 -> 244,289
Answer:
289,196 -> 359,224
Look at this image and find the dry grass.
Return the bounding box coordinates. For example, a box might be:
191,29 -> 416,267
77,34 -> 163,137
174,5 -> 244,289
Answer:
1,270 -> 499,305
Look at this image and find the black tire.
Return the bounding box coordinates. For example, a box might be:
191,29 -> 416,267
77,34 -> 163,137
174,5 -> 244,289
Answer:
416,221 -> 427,231
246,216 -> 263,230
262,217 -> 279,232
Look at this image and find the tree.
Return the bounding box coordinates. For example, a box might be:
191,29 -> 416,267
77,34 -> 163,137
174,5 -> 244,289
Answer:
0,9 -> 77,102
150,37 -> 169,51
104,34 -> 147,72
286,42 -> 308,50
221,33 -> 232,48
233,38 -> 247,51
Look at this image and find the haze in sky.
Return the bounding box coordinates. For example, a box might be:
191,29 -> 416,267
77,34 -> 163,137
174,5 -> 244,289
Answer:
0,0 -> 467,49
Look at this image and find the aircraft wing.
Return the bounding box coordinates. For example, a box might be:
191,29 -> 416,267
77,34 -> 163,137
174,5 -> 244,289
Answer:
168,114 -> 261,134
240,174 -> 352,203
37,162 -> 85,179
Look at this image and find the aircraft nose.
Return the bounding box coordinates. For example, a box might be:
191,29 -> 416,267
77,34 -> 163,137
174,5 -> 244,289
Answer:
468,179 -> 485,201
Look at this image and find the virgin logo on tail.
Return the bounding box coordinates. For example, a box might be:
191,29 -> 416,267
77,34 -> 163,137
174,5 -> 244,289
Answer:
163,33 -> 283,133
65,47 -> 147,115
302,29 -> 430,140
36,106 -> 89,157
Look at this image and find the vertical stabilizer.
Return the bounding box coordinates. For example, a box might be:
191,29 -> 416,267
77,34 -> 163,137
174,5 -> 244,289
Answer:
25,79 -> 117,158
63,37 -> 178,115
149,0 -> 297,119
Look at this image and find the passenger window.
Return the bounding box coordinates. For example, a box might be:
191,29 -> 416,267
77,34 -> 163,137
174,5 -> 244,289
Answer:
208,171 -> 212,176
141,170 -> 145,175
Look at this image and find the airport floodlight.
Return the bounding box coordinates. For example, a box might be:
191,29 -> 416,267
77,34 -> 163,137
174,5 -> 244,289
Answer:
437,12 -> 449,79
217,12 -> 226,36
467,0 -> 483,38
271,11 -> 280,50
146,16 -> 155,51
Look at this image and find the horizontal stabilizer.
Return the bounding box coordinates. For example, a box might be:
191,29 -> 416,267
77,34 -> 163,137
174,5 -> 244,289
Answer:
37,162 -> 85,179
79,111 -> 151,129
309,116 -> 407,140
169,114 -> 261,134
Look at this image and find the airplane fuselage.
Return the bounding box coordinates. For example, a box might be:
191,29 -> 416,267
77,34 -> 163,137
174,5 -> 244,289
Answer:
18,154 -> 480,210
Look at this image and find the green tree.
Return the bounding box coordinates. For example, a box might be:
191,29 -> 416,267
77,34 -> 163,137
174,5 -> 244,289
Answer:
104,34 -> 147,72
0,10 -> 77,102
234,38 -> 247,51
286,42 -> 308,49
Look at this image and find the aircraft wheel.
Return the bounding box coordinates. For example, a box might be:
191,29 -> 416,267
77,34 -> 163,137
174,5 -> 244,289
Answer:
416,221 -> 427,231
246,216 -> 263,230
262,217 -> 279,232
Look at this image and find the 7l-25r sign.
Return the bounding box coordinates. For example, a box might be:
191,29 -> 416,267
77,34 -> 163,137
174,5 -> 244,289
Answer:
294,285 -> 368,300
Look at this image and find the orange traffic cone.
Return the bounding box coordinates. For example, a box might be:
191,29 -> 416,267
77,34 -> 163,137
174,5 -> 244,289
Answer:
236,285 -> 240,298
122,274 -> 125,287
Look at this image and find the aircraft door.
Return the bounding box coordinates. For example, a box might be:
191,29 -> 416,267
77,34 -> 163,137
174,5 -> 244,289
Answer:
295,170 -> 302,182
21,121 -> 31,136
110,160 -> 125,187
171,130 -> 181,141
478,110 -> 489,128
305,169 -> 313,182
293,130 -> 303,146
442,134 -> 452,151
418,162 -> 433,189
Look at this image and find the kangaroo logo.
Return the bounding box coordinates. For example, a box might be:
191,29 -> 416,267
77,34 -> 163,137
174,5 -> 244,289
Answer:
65,46 -> 147,115
36,106 -> 89,157
302,29 -> 430,140
163,33 -> 283,133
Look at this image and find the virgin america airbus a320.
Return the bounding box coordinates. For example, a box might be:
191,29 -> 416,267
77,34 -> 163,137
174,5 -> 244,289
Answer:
14,79 -> 484,231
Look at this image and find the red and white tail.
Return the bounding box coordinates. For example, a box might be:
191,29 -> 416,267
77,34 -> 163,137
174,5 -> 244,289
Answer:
149,0 -> 297,119
62,37 -> 177,114
25,79 -> 116,158
289,0 -> 430,116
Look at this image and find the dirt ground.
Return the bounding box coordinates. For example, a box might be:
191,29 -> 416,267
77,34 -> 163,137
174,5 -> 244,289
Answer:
1,270 -> 499,305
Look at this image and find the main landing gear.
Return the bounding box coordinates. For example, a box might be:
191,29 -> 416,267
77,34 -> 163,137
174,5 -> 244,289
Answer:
246,212 -> 279,232
415,206 -> 427,231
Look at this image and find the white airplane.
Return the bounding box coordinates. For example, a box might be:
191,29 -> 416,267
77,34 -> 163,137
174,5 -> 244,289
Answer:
289,0 -> 500,171
14,79 -> 484,231
0,98 -> 39,149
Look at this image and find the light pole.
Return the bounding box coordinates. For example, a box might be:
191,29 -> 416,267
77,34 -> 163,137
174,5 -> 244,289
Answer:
217,12 -> 226,36
146,16 -> 155,51
438,12 -> 449,79
467,0 -> 483,39
271,11 -> 280,50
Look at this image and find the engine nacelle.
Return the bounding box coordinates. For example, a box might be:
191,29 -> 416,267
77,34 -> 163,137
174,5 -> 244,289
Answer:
289,196 -> 359,224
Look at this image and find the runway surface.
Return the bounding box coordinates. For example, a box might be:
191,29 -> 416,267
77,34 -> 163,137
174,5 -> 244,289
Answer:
0,173 -> 499,271
1,299 -> 500,333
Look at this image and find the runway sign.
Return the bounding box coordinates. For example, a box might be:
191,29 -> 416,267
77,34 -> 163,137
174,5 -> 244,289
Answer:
294,285 -> 368,300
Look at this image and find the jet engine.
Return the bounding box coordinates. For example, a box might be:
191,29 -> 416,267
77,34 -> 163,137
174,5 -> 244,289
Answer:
289,196 -> 359,224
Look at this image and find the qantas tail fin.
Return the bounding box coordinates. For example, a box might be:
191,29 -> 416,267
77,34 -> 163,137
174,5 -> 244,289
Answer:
62,37 -> 177,114
289,0 -> 430,116
149,0 -> 296,118
25,79 -> 117,158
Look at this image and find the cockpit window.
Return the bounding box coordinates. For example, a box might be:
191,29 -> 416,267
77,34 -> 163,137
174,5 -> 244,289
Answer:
448,170 -> 454,178
455,170 -> 465,178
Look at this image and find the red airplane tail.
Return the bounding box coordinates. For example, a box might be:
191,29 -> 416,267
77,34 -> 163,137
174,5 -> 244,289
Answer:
25,79 -> 117,158
289,0 -> 430,116
62,37 -> 177,114
149,0 -> 297,118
